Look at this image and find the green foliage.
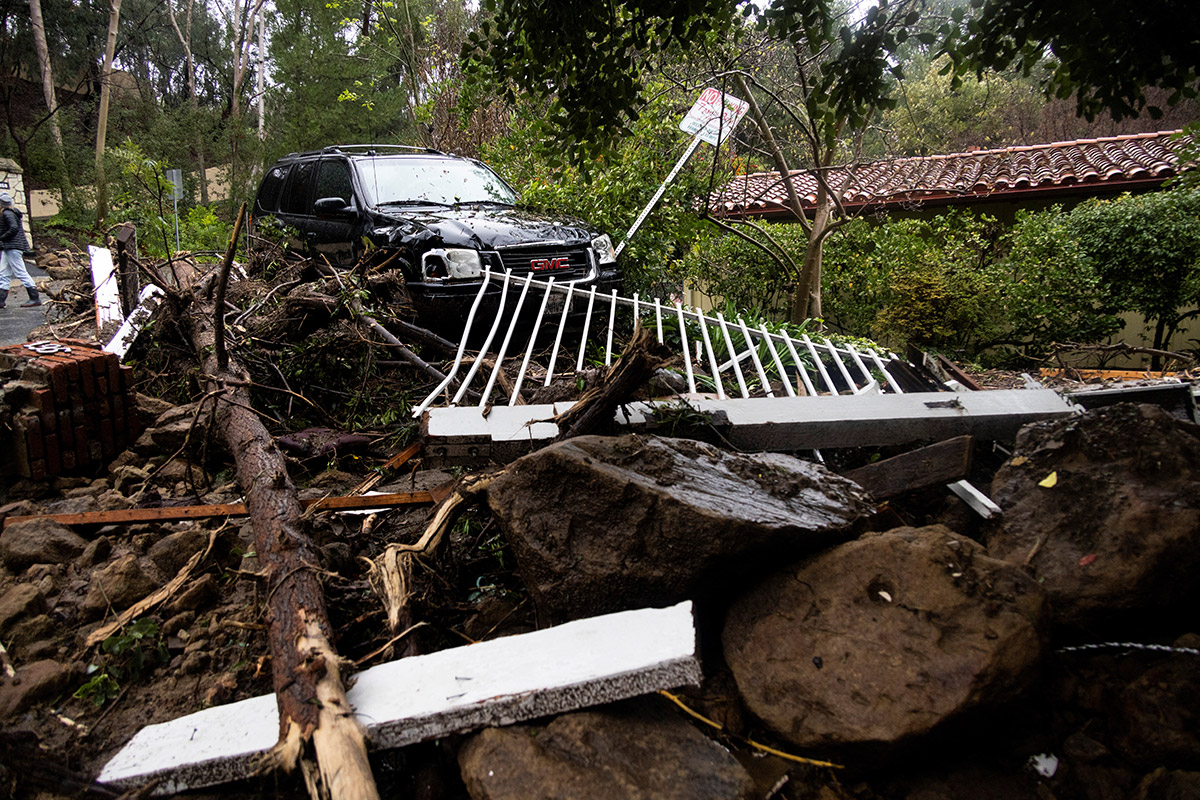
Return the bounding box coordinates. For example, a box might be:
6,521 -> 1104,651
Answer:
995,208 -> 1121,353
74,618 -> 169,707
881,54 -> 1046,156
96,141 -> 233,259
480,85 -> 715,293
1063,188 -> 1200,351
673,225 -> 810,314
942,0 -> 1200,121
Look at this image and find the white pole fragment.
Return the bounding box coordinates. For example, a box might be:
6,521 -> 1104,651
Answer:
103,284 -> 166,360
99,602 -> 700,796
511,277 -> 556,405
674,302 -> 697,394
480,273 -> 534,408
88,245 -> 124,341
605,289 -> 618,366
576,285 -> 599,372
544,284 -> 575,386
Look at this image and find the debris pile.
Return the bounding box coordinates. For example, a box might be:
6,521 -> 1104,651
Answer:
0,237 -> 1198,800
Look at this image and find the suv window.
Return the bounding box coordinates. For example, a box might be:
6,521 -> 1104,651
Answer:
353,156 -> 517,207
256,164 -> 290,213
315,159 -> 354,205
280,160 -> 317,215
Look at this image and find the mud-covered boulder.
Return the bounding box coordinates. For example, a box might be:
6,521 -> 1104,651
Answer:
723,525 -> 1048,750
1114,651 -> 1200,770
0,660 -> 84,719
488,434 -> 871,620
0,519 -> 88,571
457,700 -> 755,800
986,404 -> 1200,628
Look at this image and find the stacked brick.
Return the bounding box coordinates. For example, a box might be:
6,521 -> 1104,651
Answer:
1,340 -> 144,480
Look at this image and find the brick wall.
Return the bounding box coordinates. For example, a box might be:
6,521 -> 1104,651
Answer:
1,340 -> 145,480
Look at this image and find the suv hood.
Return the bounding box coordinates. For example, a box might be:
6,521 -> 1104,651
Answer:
372,205 -> 595,250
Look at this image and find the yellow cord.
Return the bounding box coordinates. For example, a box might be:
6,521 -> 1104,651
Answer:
657,690 -> 845,770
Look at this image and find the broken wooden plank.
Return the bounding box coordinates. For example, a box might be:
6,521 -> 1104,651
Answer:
97,601 -> 700,795
1,492 -> 434,529
842,436 -> 974,500
935,354 -> 984,391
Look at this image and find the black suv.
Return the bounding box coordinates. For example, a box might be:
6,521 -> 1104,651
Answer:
251,145 -> 621,316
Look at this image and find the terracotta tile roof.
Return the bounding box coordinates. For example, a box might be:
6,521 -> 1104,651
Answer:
710,130 -> 1192,218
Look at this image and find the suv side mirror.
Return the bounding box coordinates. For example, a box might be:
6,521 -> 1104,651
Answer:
314,196 -> 353,217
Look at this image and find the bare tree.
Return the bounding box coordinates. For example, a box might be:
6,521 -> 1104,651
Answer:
93,0 -> 123,228
28,0 -> 71,207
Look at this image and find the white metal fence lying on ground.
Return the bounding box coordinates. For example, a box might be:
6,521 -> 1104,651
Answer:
413,268 -> 907,417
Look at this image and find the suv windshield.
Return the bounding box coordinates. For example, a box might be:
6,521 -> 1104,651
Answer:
354,156 -> 518,208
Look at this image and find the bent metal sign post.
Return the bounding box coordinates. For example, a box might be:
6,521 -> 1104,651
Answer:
615,88 -> 749,257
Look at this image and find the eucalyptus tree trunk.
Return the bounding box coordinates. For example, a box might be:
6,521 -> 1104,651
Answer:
94,0 -> 122,229
29,0 -> 71,208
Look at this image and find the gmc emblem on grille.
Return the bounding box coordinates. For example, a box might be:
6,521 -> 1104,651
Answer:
531,256 -> 570,271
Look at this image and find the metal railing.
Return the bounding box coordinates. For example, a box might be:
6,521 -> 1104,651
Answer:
413,269 -> 905,417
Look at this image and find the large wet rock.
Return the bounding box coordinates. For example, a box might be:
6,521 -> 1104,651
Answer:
487,434 -> 871,620
0,519 -> 88,571
723,525 -> 1048,750
986,404 -> 1200,628
457,700 -> 755,800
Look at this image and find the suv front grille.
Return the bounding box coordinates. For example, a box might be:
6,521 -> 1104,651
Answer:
495,246 -> 592,281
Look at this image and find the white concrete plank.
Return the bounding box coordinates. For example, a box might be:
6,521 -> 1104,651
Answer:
423,389 -> 1078,456
98,601 -> 700,794
88,245 -> 123,336
103,284 -> 166,359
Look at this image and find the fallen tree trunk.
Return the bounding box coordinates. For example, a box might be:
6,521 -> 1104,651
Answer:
553,322 -> 673,440
183,271 -> 379,800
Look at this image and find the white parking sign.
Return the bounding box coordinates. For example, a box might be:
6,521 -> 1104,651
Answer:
680,88 -> 749,146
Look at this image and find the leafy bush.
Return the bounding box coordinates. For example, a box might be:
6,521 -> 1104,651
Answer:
993,208 -> 1121,356
1063,188 -> 1200,353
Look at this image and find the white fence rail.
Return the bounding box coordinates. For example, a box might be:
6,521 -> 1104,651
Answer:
413,269 -> 906,417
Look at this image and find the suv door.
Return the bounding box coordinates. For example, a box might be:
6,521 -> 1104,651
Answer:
307,158 -> 360,267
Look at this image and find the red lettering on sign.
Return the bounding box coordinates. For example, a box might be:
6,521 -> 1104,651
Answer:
531,257 -> 569,271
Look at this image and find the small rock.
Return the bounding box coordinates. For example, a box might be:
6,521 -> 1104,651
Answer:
111,466 -> 151,495
74,536 -> 112,569
0,519 -> 88,571
8,614 -> 56,648
723,525 -> 1048,749
164,574 -> 218,615
179,650 -> 210,675
80,555 -> 158,618
0,584 -> 45,635
0,660 -> 84,719
1132,768 -> 1200,800
161,611 -> 195,636
458,699 -> 755,800
147,528 -> 209,575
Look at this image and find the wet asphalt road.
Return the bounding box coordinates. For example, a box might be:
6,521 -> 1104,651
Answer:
0,258 -> 53,347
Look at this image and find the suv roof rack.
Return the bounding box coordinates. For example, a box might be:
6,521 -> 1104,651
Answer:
322,144 -> 444,156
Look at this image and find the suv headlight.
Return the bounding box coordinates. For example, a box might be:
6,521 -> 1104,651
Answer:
422,248 -> 483,281
592,234 -> 617,265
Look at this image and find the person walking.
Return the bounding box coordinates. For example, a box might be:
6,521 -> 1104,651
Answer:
0,191 -> 39,308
